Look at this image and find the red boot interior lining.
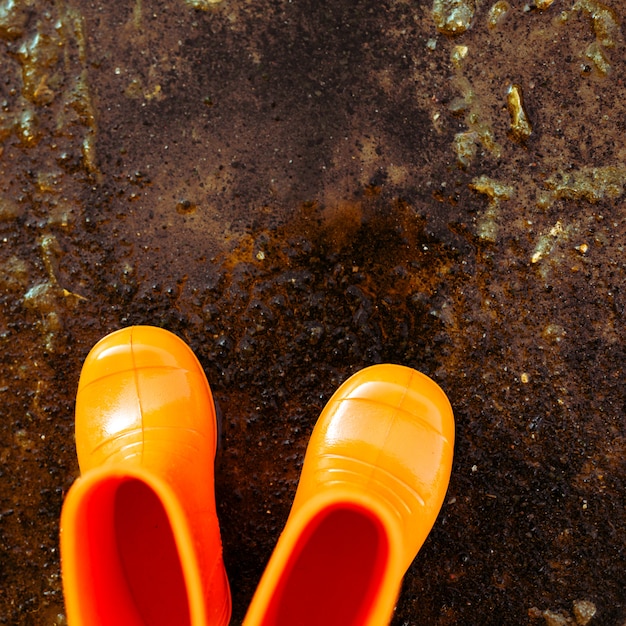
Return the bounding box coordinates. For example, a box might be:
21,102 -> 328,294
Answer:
114,479 -> 191,626
268,504 -> 389,626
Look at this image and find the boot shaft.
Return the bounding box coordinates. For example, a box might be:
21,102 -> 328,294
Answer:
61,326 -> 231,626
61,466 -> 230,626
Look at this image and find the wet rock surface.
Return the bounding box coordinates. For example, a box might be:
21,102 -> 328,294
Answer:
1,0 -> 625,624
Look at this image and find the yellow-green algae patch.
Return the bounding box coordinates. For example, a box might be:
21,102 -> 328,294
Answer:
470,175 -> 514,202
450,74 -> 502,168
3,5 -> 98,175
584,40 -> 611,75
469,176 -> 515,241
22,234 -> 86,352
487,1 -> 510,29
454,131 -> 478,169
574,0 -> 620,48
450,44 -> 469,68
432,0 -> 476,35
564,0 -> 621,75
506,84 -> 532,142
545,165 -> 626,203
185,0 -> 223,8
531,220 -> 570,264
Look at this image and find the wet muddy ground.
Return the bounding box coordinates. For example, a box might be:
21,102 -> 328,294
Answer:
1,0 -> 625,624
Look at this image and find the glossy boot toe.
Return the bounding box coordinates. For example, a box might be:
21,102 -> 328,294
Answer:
243,364 -> 455,626
60,326 -> 231,626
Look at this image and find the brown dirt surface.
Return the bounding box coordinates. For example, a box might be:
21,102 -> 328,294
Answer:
0,0 -> 625,624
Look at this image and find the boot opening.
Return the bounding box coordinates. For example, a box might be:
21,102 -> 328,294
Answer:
268,504 -> 389,626
74,477 -> 191,626
114,479 -> 191,626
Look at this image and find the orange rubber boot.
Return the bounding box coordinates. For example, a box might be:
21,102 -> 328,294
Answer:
243,364 -> 454,626
60,326 -> 231,626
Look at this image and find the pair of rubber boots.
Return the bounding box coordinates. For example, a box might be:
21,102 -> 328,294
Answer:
60,326 -> 455,626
